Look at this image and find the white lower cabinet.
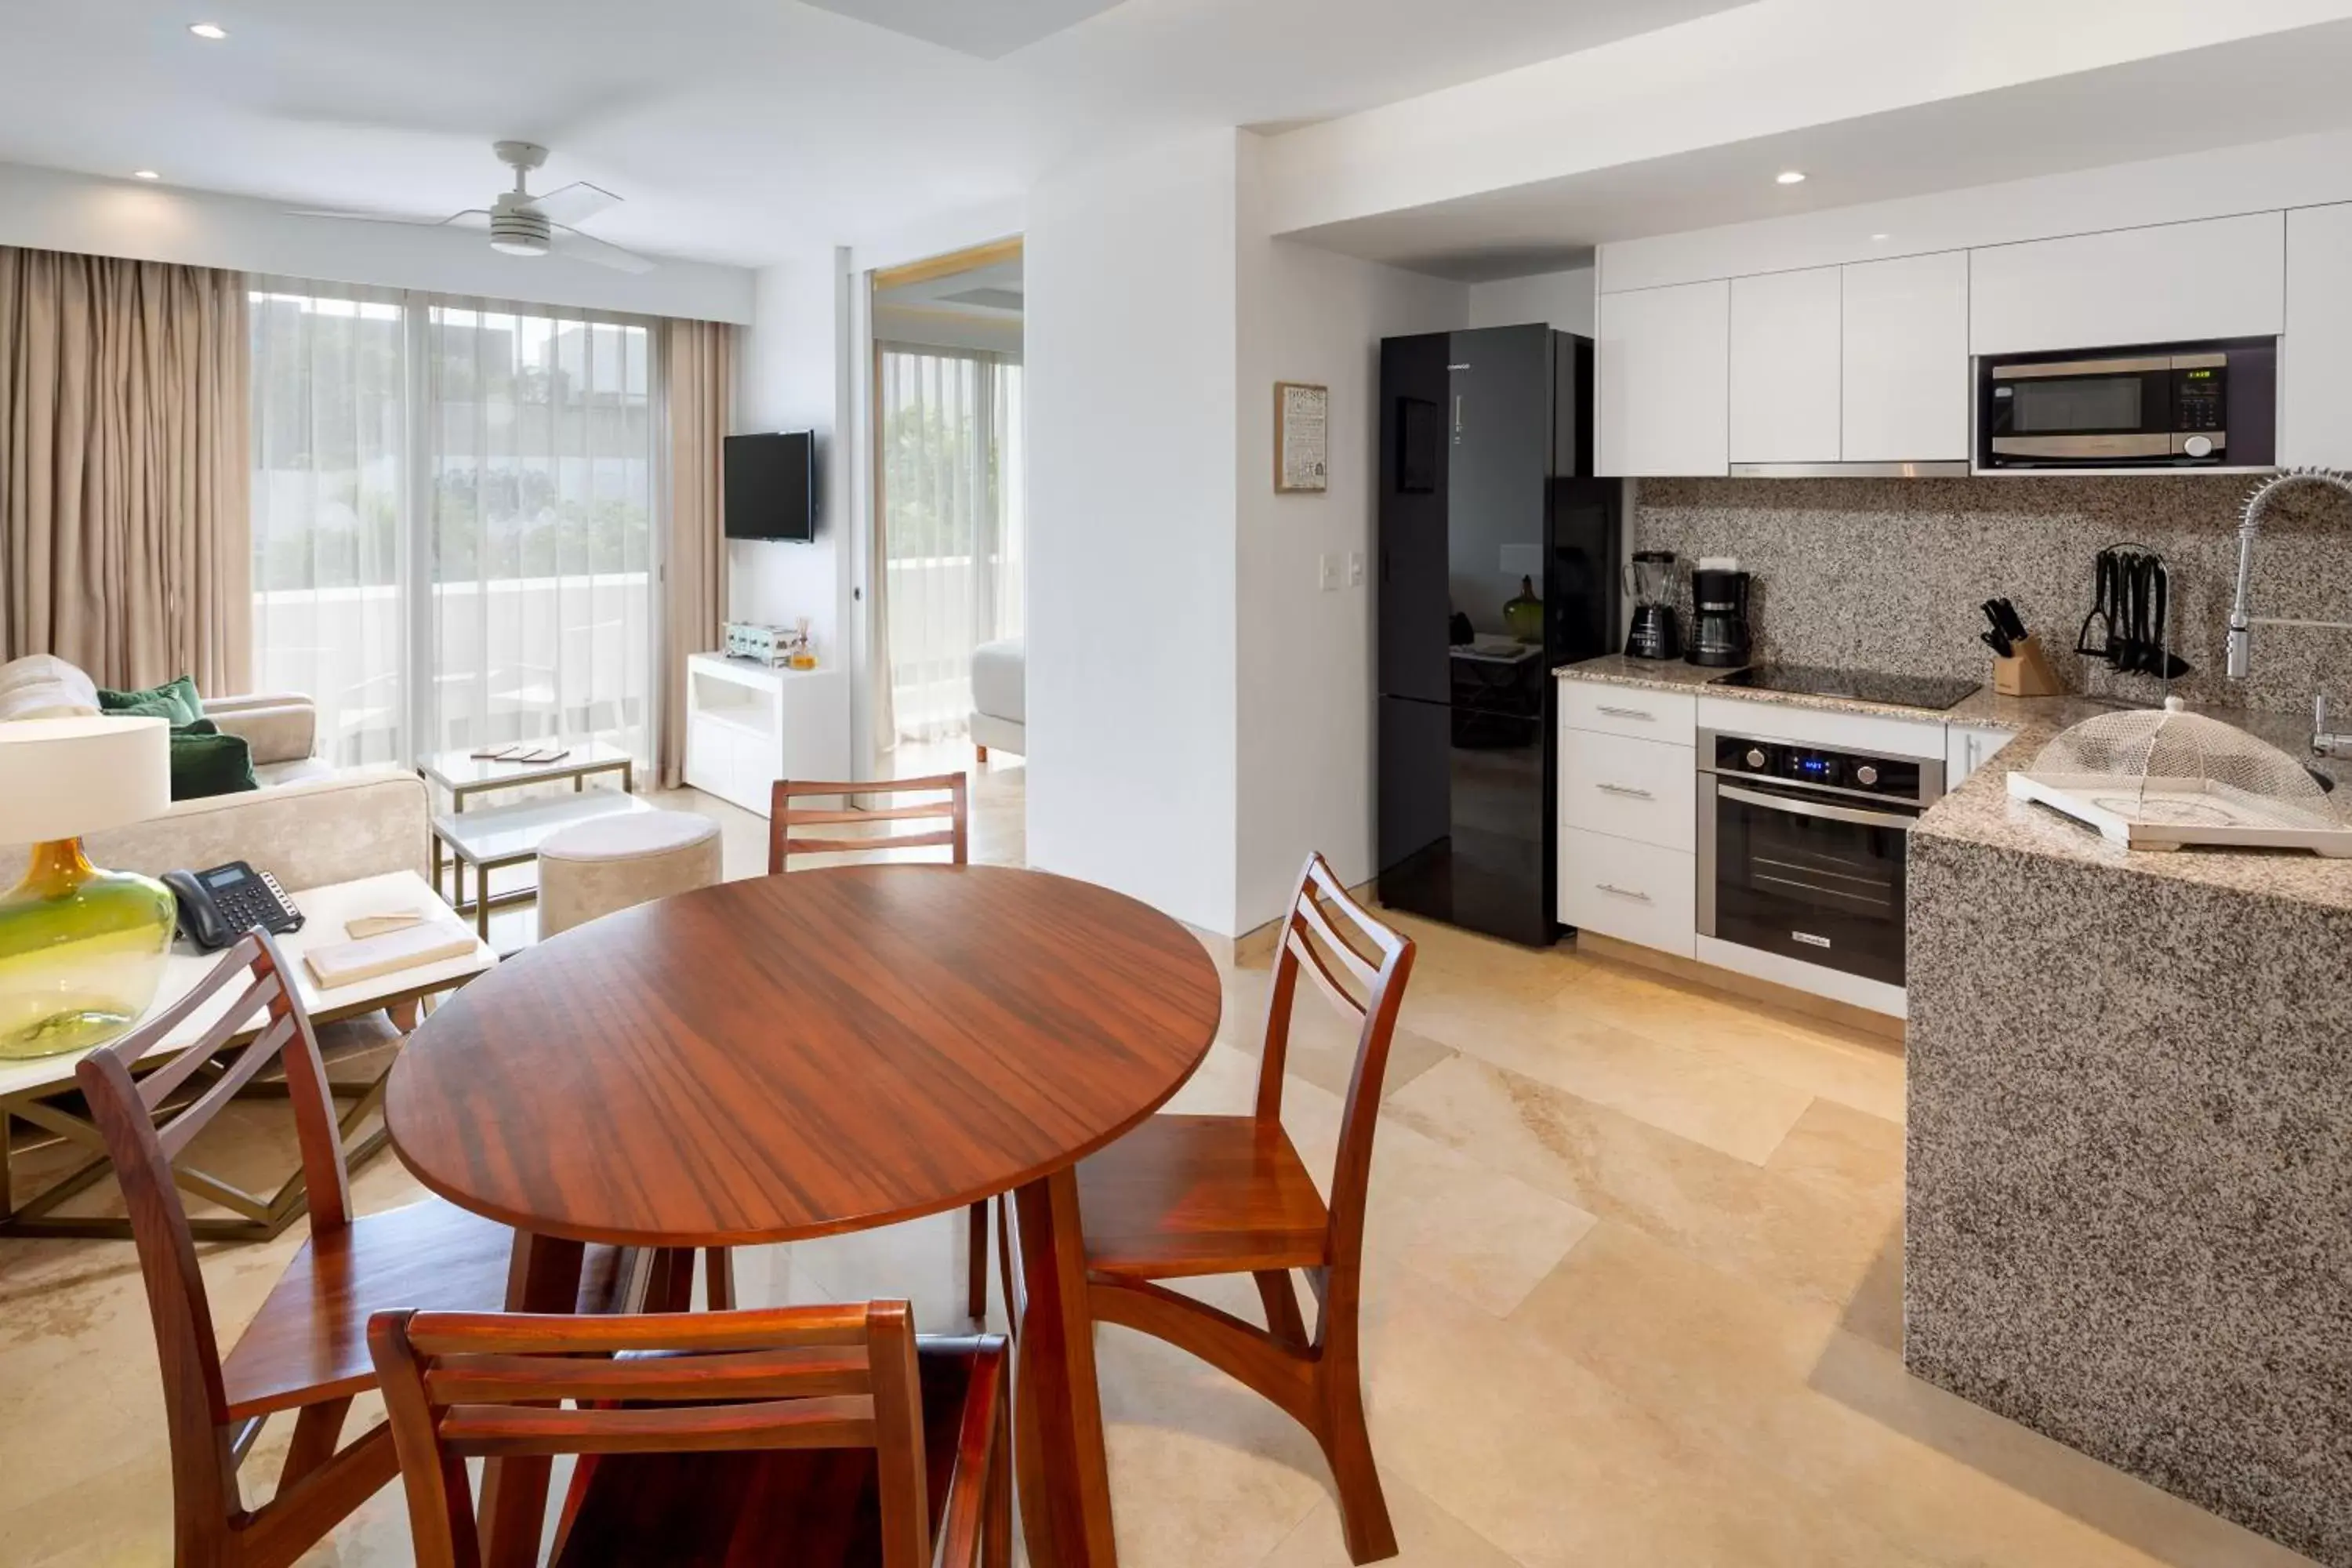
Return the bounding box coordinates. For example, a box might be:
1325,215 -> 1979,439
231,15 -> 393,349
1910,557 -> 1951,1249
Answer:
1560,731 -> 1696,851
1946,724 -> 2018,788
1558,826 -> 1697,958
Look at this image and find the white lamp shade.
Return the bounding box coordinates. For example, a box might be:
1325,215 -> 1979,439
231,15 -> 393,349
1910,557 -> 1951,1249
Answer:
0,716 -> 172,843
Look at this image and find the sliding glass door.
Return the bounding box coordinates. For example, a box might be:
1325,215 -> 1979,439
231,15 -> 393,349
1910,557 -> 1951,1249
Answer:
877,345 -> 1025,742
424,305 -> 655,759
249,283 -> 658,767
249,287 -> 409,765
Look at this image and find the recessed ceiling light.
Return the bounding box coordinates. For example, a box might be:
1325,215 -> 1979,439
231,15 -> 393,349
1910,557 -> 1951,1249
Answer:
1776,170 -> 1807,186
1871,232 -> 1890,241
188,22 -> 227,39
132,169 -> 162,180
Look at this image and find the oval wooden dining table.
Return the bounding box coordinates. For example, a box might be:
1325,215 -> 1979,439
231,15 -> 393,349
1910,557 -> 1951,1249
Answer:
384,862 -> 1223,1568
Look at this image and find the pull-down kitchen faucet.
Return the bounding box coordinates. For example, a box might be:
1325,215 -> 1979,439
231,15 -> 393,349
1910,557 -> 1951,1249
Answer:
2223,466 -> 2352,755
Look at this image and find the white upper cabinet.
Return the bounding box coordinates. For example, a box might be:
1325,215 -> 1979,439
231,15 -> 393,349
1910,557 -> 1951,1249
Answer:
2282,202 -> 2352,468
1841,251 -> 1969,462
1598,280 -> 1730,477
1729,268 -> 1841,465
1969,212 -> 2285,356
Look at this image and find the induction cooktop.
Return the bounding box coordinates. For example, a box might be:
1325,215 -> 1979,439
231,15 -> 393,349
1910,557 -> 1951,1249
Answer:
1710,664 -> 1980,712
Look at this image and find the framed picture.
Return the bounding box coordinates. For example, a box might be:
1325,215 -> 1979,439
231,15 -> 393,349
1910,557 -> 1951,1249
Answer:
1275,381 -> 1329,494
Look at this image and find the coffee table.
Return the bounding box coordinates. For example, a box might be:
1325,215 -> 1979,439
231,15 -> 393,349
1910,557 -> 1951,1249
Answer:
431,790 -> 657,942
0,869 -> 494,1241
418,739 -> 636,811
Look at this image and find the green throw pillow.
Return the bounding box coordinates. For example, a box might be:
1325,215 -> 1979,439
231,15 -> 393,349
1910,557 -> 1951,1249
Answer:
99,674 -> 202,728
167,719 -> 257,801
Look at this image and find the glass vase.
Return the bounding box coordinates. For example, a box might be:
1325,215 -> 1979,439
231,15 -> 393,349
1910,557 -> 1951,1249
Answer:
0,840 -> 176,1059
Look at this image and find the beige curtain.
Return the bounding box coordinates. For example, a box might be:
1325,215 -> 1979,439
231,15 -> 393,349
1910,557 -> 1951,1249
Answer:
660,318 -> 734,789
0,246 -> 250,693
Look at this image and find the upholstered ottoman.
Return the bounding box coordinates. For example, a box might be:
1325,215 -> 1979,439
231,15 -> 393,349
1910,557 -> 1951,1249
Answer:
535,810 -> 724,940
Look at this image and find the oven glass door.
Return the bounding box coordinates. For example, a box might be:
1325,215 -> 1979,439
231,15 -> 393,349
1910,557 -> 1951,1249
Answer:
1709,779 -> 1912,986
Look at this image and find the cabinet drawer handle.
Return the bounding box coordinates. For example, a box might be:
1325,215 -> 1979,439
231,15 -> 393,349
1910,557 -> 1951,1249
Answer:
1596,883 -> 1653,902
1596,782 -> 1655,800
1596,705 -> 1654,720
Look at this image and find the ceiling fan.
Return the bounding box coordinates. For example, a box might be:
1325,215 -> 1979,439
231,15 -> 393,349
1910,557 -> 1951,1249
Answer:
289,142 -> 655,274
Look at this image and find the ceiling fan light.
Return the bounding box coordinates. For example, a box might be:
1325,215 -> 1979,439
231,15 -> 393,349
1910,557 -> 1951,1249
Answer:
491,235 -> 550,258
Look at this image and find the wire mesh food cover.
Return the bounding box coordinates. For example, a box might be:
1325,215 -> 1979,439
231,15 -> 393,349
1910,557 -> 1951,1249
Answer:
2027,697 -> 2345,827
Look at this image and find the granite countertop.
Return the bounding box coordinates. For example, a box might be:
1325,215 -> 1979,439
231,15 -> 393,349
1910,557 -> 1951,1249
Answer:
1556,654 -> 2352,913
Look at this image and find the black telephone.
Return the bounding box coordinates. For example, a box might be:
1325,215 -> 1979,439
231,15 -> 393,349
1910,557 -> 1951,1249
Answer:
160,862 -> 305,952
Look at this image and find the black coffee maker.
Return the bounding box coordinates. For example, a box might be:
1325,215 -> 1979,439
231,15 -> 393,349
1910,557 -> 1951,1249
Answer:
1622,551 -> 1682,660
1687,564 -> 1753,668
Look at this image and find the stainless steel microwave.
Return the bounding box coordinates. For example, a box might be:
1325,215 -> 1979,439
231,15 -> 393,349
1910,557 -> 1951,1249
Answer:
1977,338 -> 2275,469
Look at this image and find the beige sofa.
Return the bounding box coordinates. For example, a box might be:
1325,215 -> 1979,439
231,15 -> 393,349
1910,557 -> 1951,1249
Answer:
0,654 -> 429,890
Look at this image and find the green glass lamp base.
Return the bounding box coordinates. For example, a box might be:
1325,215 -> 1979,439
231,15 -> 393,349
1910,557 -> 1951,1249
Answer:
0,840 -> 176,1060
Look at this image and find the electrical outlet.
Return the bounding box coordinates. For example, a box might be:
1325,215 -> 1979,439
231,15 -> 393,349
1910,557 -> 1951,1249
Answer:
1345,550 -> 1366,586
1319,552 -> 1341,592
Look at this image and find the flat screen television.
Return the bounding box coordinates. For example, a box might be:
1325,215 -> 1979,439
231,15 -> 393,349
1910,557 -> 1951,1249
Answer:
724,431 -> 816,541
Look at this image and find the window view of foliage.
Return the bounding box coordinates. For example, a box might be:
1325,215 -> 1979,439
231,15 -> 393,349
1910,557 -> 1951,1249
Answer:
249,289 -> 659,767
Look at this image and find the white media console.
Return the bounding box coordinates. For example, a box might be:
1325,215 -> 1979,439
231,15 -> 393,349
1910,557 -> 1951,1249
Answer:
682,652 -> 851,818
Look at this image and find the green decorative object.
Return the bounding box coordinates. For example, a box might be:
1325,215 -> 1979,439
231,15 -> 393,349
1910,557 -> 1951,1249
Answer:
0,716 -> 176,1059
168,720 -> 258,800
98,673 -> 202,727
1503,575 -> 1544,644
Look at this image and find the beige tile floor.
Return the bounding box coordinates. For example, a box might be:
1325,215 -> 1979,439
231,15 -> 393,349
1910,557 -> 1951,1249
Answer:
0,737 -> 2315,1566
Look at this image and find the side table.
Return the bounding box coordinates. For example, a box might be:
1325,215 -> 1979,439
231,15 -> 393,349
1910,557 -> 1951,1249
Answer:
0,870 -> 493,1242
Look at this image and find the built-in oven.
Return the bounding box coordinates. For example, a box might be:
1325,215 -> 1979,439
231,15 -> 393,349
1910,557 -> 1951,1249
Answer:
1697,731 -> 1944,989
1977,337 -> 2275,469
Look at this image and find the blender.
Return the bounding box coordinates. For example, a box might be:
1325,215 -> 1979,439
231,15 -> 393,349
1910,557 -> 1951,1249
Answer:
1622,551 -> 1682,660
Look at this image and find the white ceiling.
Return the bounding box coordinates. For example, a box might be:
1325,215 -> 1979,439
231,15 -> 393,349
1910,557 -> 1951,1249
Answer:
0,0 -> 1748,269
798,0 -> 1130,59
876,256 -> 1025,318
1285,18 -> 2352,279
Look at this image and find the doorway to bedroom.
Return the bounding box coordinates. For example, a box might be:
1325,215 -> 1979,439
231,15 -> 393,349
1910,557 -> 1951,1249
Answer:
868,239 -> 1025,862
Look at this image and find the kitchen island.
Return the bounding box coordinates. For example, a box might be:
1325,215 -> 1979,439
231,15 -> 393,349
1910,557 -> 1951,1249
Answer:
1906,704 -> 2352,1566
1557,655 -> 2352,1563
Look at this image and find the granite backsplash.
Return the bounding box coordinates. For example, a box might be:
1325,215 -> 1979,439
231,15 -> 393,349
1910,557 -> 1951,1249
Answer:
1632,475 -> 2352,717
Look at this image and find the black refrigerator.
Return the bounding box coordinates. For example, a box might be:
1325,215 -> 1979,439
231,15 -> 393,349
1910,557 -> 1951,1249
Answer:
1377,325 -> 1619,946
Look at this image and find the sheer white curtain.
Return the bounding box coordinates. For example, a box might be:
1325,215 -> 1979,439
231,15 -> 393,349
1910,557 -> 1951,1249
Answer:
248,283 -> 408,765
248,285 -> 659,767
422,303 -> 658,760
878,345 -> 1024,743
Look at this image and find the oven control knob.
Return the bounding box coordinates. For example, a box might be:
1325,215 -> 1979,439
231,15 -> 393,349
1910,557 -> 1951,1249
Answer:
1857,764 -> 1881,786
1745,748 -> 1767,769
2184,435 -> 2215,459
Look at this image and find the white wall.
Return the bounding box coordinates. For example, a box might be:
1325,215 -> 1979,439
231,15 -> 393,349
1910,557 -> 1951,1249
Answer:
0,161 -> 753,322
851,196 -> 1026,278
1025,129 -> 1242,936
873,305 -> 1022,355
734,250 -> 854,680
1235,133 -> 1468,933
1468,265 -> 1593,334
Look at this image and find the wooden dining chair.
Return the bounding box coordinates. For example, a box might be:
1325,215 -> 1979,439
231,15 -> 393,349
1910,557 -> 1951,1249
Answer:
1067,852 -> 1416,1564
76,931 -> 630,1568
368,1301 -> 1011,1568
735,772 -> 989,1322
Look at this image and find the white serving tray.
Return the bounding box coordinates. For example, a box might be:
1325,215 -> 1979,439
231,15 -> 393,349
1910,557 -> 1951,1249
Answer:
2007,770 -> 2352,857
